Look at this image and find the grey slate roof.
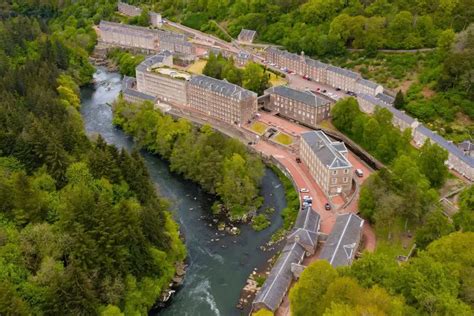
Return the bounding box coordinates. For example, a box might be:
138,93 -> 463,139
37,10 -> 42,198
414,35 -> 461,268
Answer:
415,125 -> 474,167
327,65 -> 360,79
301,131 -> 352,169
376,93 -> 395,105
265,86 -> 330,108
459,140 -> 473,153
287,228 -> 318,250
121,76 -> 156,101
136,52 -> 172,72
99,20 -> 184,41
305,57 -> 329,69
357,78 -> 380,90
319,213 -> 364,267
358,94 -> 415,125
294,206 -> 320,232
253,242 -> 305,311
189,75 -> 257,101
238,29 -> 257,41
100,20 -> 156,37
237,51 -> 250,59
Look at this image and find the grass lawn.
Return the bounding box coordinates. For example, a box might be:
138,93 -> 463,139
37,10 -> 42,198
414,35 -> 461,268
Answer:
250,121 -> 268,135
269,72 -> 287,86
187,59 -> 207,74
273,132 -> 293,145
373,218 -> 416,259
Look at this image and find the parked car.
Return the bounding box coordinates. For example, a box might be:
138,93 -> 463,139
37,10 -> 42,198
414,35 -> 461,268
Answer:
296,158 -> 301,163
322,89 -> 327,93
355,168 -> 364,177
300,188 -> 309,193
335,88 -> 341,91
324,203 -> 331,211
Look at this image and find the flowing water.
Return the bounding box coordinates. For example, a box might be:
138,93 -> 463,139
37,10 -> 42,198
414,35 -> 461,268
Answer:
80,68 -> 286,316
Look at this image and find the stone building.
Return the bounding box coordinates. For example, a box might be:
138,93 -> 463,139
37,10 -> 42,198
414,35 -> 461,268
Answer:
263,86 -> 331,128
122,76 -> 157,104
187,75 -> 257,125
99,21 -> 186,53
252,206 -> 320,313
160,36 -> 194,55
459,140 -> 474,158
413,126 -> 474,181
136,53 -> 189,105
149,12 -> 163,27
117,1 -> 142,17
265,47 -> 304,74
320,213 -> 364,267
99,20 -> 160,51
237,29 -> 257,43
236,51 -> 251,67
304,57 -> 329,83
357,94 -> 418,132
355,78 -> 383,96
300,131 -> 353,196
326,65 -> 360,92
287,206 -> 321,256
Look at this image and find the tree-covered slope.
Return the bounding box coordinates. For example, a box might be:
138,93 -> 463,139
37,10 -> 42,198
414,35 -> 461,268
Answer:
0,12 -> 185,316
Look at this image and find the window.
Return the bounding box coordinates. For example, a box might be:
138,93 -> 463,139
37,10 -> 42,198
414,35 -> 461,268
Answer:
332,178 -> 337,184
332,170 -> 337,175
344,169 -> 349,174
343,177 -> 348,183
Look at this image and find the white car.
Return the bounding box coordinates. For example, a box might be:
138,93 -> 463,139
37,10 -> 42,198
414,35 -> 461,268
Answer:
300,188 -> 309,193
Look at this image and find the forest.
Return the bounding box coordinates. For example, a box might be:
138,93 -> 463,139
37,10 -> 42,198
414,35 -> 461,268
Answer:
0,7 -> 185,316
113,99 -> 265,220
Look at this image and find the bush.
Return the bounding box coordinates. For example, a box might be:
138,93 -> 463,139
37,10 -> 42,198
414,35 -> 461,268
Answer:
252,214 -> 270,231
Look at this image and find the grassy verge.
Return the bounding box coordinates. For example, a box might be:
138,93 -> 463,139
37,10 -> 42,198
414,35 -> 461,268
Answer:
250,121 -> 268,135
273,132 -> 293,145
187,59 -> 207,74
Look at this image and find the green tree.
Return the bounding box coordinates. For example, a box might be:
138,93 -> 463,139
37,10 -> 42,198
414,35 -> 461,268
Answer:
393,90 -> 406,110
290,260 -> 338,316
415,210 -> 455,249
242,62 -> 269,95
417,140 -> 449,188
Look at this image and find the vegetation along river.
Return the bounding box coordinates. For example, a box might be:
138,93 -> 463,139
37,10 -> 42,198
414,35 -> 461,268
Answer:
80,67 -> 286,316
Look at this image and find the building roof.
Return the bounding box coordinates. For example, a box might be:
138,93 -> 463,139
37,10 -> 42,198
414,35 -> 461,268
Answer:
319,213 -> 364,267
358,94 -> 415,125
287,228 -> 319,250
189,75 -> 257,101
121,76 -> 157,101
117,1 -> 142,16
99,20 -> 157,37
327,65 -> 360,80
99,20 -> 184,42
253,242 -> 305,311
238,29 -> 257,42
305,57 -> 329,69
357,78 -> 381,90
294,206 -> 320,232
376,93 -> 395,105
136,52 -> 172,72
459,140 -> 473,152
237,51 -> 250,59
415,125 -> 474,167
301,131 -> 352,169
265,86 -> 330,108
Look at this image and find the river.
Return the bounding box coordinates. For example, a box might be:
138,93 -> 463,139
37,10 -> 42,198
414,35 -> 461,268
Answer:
80,68 -> 286,316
